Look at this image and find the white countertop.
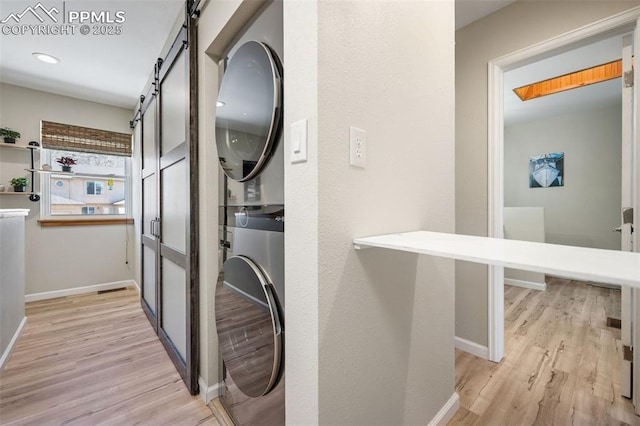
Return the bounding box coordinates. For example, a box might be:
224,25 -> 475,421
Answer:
0,209 -> 29,218
353,231 -> 640,287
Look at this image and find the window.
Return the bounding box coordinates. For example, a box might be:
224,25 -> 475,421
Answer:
86,182 -> 104,195
40,121 -> 132,219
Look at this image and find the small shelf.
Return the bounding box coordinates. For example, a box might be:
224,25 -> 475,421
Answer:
2,142 -> 41,202
24,168 -> 74,175
353,231 -> 640,287
0,144 -> 39,150
0,192 -> 38,195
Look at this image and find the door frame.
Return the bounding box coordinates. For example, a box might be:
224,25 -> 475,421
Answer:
487,6 -> 640,363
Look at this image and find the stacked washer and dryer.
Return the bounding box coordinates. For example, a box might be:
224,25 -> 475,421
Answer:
214,2 -> 285,425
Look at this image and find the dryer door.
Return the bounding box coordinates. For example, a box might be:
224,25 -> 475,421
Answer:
215,255 -> 283,397
215,41 -> 282,182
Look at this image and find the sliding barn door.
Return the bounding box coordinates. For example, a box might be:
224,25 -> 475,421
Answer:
157,26 -> 195,391
137,16 -> 199,394
140,91 -> 159,330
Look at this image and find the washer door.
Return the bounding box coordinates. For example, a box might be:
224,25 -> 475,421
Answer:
215,255 -> 282,397
215,41 -> 282,182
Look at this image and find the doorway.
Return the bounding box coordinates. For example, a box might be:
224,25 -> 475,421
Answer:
487,9 -> 640,407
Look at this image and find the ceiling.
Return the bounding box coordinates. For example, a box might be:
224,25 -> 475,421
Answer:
0,0 -> 184,111
2,0 -> 612,121
0,0 -> 515,112
454,1 -> 625,127
455,0 -> 517,30
504,35 -> 624,125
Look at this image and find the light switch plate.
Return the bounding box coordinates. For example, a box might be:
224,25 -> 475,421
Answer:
350,126 -> 366,168
291,119 -> 308,164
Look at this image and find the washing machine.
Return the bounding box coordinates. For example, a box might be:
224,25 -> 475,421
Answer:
214,3 -> 285,424
216,205 -> 284,425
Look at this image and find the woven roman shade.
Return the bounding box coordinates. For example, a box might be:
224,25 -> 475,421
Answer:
41,121 -> 132,157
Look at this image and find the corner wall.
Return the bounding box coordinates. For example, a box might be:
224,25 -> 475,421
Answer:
0,83 -> 135,296
455,1 -> 640,348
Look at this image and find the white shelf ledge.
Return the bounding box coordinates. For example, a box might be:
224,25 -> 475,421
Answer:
353,231 -> 640,287
24,168 -> 74,175
0,144 -> 38,150
0,192 -> 38,196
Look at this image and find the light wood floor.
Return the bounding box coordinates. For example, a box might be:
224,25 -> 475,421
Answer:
0,287 -> 218,426
449,278 -> 639,425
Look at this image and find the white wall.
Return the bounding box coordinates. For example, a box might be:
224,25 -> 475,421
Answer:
505,104 -> 622,250
455,1 -> 640,347
0,83 -> 135,295
290,1 -> 456,424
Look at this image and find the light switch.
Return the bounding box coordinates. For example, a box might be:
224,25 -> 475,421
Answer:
291,119 -> 308,164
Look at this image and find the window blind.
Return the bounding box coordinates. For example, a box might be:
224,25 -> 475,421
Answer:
41,120 -> 132,157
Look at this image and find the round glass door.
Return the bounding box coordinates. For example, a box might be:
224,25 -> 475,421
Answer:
215,255 -> 282,397
215,41 -> 282,182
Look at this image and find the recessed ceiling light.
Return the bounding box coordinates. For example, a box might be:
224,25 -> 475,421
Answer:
32,52 -> 60,64
216,101 -> 225,107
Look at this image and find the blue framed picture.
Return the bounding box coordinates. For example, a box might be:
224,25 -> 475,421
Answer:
529,152 -> 564,188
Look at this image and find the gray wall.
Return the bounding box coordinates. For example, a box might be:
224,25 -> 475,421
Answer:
0,84 -> 135,296
505,104 -> 622,250
455,1 -> 639,347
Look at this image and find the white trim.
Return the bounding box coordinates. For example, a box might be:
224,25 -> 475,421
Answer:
487,56 -> 505,364
198,377 -> 224,404
455,336 -> 489,359
427,392 -> 460,426
0,316 -> 27,372
490,7 -> 640,69
25,280 -> 136,302
504,278 -> 546,292
131,280 -> 140,293
487,5 -> 640,367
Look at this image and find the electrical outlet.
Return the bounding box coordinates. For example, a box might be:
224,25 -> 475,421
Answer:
349,126 -> 366,168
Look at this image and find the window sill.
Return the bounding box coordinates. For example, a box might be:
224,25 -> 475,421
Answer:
38,218 -> 134,227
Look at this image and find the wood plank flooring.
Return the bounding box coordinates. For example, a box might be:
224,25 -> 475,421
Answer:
449,278 -> 638,425
0,287 -> 218,426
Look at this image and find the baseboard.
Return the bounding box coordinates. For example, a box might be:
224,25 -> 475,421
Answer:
505,278 -> 546,291
0,316 -> 27,372
455,336 -> 489,359
208,397 -> 235,426
25,280 -> 137,302
427,392 -> 460,426
131,280 -> 140,293
199,377 -> 224,404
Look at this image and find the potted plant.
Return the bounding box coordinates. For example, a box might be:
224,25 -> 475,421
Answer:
10,177 -> 28,192
56,156 -> 77,172
0,128 -> 21,144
